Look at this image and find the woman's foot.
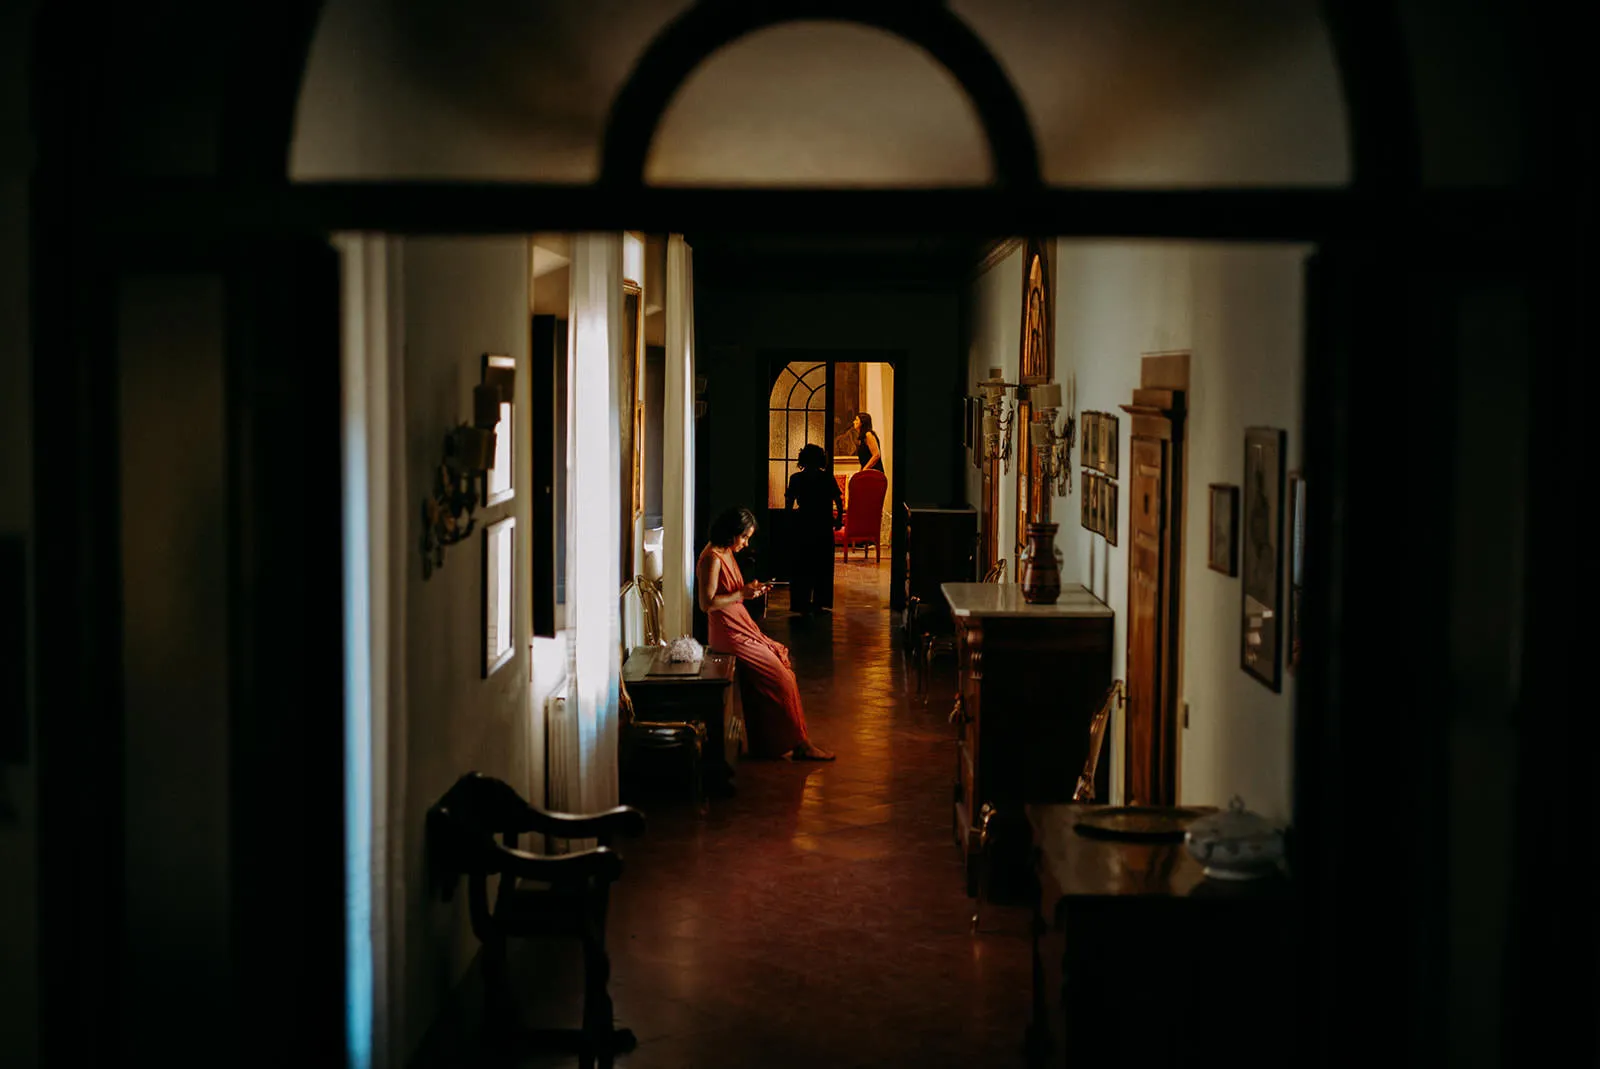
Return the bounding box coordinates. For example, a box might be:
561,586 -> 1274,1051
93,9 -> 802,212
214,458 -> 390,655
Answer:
792,740 -> 835,761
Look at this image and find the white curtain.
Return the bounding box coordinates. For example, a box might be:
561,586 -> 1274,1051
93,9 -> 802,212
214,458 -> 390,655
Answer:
567,233 -> 623,813
336,232 -> 406,1069
662,236 -> 696,640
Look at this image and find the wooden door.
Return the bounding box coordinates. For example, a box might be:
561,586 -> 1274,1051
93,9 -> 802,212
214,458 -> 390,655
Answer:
1121,390 -> 1184,805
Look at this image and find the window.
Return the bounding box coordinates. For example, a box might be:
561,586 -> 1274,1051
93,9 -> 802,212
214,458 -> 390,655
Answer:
767,361 -> 829,508
483,516 -> 516,677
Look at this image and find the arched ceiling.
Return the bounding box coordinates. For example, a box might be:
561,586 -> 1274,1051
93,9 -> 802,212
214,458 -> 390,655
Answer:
291,0 -> 1349,185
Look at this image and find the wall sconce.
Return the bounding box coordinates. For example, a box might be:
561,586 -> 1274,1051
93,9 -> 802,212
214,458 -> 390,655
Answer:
1028,379 -> 1076,498
421,423 -> 497,579
977,366 -> 1017,473
421,365 -> 511,580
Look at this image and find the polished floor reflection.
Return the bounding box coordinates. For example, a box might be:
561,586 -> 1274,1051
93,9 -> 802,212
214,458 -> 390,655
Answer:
508,559 -> 1032,1069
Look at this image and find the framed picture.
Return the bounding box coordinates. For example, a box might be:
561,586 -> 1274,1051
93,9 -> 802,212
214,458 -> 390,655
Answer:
1288,471 -> 1305,674
1241,427 -> 1287,691
481,353 -> 516,507
1080,470 -> 1093,532
1100,475 -> 1118,546
1208,484 -> 1239,576
1081,412 -> 1099,471
1099,413 -> 1119,478
483,516 -> 516,678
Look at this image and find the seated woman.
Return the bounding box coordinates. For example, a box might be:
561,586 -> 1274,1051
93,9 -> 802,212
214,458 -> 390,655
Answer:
697,506 -> 835,761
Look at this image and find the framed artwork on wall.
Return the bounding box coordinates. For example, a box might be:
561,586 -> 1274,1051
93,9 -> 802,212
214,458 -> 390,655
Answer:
1081,412 -> 1099,470
1208,484 -> 1239,576
480,353 -> 517,507
483,515 -> 516,678
1240,427 -> 1287,692
1288,471 -> 1305,674
1100,474 -> 1118,546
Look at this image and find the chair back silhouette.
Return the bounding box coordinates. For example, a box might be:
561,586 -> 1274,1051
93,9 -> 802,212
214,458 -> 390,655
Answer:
1073,680 -> 1123,803
835,468 -> 888,561
426,772 -> 645,1067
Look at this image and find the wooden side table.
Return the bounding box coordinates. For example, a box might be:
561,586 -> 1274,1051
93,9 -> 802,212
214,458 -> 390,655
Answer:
621,648 -> 742,795
1025,804 -> 1294,1068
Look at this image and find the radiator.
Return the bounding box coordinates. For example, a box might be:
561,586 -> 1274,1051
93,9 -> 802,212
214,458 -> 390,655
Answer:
545,681 -> 578,815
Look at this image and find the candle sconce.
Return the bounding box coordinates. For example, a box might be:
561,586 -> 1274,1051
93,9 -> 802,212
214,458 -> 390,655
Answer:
977,367 -> 1018,474
1028,378 -> 1076,498
421,372 -> 510,579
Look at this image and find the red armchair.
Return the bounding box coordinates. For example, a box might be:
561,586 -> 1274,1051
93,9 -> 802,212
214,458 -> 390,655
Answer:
834,469 -> 887,562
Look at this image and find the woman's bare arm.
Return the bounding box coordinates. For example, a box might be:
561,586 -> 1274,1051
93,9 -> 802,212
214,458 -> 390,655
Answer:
866,430 -> 883,469
697,553 -> 759,612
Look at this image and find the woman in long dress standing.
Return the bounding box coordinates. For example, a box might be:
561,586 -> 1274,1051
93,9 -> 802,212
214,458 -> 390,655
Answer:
698,506 -> 835,760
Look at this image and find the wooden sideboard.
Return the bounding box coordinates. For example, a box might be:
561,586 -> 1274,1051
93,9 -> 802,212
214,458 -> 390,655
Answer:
1025,804 -> 1294,1069
942,582 -> 1113,897
902,504 -> 977,647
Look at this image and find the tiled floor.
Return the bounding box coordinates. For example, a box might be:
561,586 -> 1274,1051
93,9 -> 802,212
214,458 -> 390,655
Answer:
506,560 -> 1033,1068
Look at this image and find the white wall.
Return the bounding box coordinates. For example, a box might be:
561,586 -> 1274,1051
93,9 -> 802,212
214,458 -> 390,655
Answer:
967,240 -> 1306,822
863,362 -> 895,542
395,237 -> 544,1054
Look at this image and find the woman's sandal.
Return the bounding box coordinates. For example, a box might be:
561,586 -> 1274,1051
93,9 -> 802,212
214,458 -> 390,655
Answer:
793,743 -> 836,761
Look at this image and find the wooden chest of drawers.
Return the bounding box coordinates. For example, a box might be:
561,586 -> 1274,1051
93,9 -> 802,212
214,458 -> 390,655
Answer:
942,582 -> 1113,897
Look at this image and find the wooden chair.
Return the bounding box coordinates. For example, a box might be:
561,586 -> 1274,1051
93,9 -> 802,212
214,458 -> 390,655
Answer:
426,772 -> 646,1069
624,575 -> 665,648
916,558 -> 1005,700
619,659 -> 706,811
1073,680 -> 1123,802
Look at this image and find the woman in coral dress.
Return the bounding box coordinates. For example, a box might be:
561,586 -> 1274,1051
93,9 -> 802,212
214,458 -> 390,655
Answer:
697,506 -> 834,761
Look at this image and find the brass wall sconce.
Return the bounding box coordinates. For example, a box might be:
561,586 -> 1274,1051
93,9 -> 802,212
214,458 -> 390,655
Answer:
976,366 -> 1017,473
1028,379 -> 1076,497
421,358 -> 516,579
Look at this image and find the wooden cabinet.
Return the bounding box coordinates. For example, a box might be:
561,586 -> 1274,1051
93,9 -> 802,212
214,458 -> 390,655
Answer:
902,504 -> 977,645
942,582 -> 1113,896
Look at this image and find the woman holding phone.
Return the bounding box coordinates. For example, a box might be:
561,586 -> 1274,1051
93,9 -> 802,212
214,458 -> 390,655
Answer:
697,506 -> 835,760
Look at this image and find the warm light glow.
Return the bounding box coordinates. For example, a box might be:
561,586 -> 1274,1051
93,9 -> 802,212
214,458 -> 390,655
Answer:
569,234 -> 623,812
623,232 -> 645,287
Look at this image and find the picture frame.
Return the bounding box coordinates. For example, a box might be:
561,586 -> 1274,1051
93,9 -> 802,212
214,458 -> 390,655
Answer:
1100,474 -> 1118,546
482,516 -> 516,678
481,353 -> 516,507
1080,470 -> 1093,532
1207,483 -> 1239,576
1081,412 -> 1099,471
1240,427 -> 1287,692
1287,471 -> 1305,674
1099,413 -> 1119,479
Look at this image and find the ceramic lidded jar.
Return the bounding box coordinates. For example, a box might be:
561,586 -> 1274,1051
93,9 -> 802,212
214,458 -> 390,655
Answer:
1184,796 -> 1285,881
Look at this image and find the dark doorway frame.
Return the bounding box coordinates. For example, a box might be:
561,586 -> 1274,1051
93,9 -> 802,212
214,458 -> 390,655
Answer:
34,3 -> 1591,1069
755,348 -> 907,611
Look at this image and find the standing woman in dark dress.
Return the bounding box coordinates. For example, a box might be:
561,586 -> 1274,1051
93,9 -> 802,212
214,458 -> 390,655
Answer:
854,412 -> 884,473
785,444 -> 844,615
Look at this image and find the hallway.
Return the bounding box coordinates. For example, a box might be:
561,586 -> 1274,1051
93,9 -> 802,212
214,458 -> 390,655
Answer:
509,560 -> 1033,1068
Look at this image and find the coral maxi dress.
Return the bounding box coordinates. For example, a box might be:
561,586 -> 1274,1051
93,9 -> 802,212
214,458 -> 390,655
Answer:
701,545 -> 810,758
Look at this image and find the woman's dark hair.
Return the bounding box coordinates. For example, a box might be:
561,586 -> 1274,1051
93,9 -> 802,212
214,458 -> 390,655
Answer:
857,412 -> 874,438
797,443 -> 827,469
708,506 -> 758,547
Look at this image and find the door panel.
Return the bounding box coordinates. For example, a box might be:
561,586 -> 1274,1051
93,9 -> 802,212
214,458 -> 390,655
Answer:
1126,437 -> 1165,805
